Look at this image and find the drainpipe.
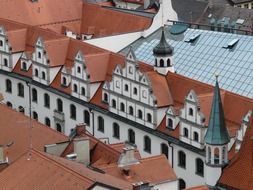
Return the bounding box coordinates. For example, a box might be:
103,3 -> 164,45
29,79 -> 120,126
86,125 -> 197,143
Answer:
89,108 -> 94,136
168,142 -> 174,168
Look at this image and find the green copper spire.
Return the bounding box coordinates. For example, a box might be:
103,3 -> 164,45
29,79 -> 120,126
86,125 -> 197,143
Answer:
204,77 -> 230,145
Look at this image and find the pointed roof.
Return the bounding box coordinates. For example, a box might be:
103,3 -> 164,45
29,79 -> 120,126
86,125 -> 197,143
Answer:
153,27 -> 173,56
204,79 -> 230,145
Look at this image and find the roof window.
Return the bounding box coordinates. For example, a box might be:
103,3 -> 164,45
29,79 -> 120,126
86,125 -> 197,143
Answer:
185,34 -> 201,43
223,39 -> 239,49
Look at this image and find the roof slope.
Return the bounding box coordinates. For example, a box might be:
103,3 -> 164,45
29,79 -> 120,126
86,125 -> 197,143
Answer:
204,80 -> 230,145
218,118 -> 253,190
80,3 -> 152,38
0,104 -> 67,162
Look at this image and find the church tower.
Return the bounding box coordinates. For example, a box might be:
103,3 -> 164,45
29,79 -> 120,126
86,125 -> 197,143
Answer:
153,28 -> 174,75
204,77 -> 230,187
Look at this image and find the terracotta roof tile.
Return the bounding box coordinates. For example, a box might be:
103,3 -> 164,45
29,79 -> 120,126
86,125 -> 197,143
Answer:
99,154 -> 177,185
80,3 -> 152,38
184,185 -> 209,190
0,104 -> 67,163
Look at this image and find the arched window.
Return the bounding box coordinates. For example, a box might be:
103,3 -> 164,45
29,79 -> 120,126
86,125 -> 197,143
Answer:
168,118 -> 173,128
57,98 -> 63,112
129,106 -> 134,115
81,87 -> 85,96
0,40 -> 3,46
147,113 -> 152,123
167,59 -> 171,67
22,62 -> 27,70
33,111 -> 38,120
42,71 -> 46,79
35,68 -> 38,77
70,104 -> 76,120
103,93 -> 108,103
124,84 -> 129,92
17,83 -> 24,97
44,93 -> 50,108
144,136 -> 151,153
98,116 -> 104,132
56,123 -> 62,132
178,151 -> 186,168
6,101 -> 12,108
18,106 -> 25,114
45,117 -> 51,127
112,99 -> 116,108
161,143 -> 169,159
4,58 -> 8,66
179,179 -> 186,190
183,128 -> 188,137
189,108 -> 193,116
128,129 -> 135,144
77,66 -> 81,73
196,158 -> 204,176
73,84 -> 78,93
160,59 -> 164,67
113,123 -> 120,139
62,77 -> 67,86
32,88 -> 37,102
193,132 -> 199,142
5,79 -> 12,93
138,110 -> 143,119
133,87 -> 138,95
38,52 -> 41,59
214,147 -> 220,164
120,103 -> 125,112
84,110 -> 90,126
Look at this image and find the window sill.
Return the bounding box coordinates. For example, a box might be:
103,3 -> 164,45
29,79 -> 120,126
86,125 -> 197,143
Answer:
178,165 -> 186,169
113,135 -> 120,140
195,172 -> 204,177
144,149 -> 151,154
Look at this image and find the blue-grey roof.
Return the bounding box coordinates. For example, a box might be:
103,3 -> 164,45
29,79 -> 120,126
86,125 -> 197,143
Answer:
204,80 -> 230,145
120,27 -> 253,98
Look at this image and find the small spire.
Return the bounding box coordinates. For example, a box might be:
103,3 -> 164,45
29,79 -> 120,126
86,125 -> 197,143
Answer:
204,78 -> 230,145
153,27 -> 173,56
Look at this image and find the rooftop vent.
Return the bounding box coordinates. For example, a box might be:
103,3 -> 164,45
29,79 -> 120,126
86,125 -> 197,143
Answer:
223,39 -> 239,49
185,34 -> 201,43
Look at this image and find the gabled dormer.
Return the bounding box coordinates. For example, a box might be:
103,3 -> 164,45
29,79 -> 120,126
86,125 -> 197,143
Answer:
166,106 -> 179,130
71,51 -> 91,102
0,26 -> 14,72
61,66 -> 71,87
20,52 -> 32,72
124,47 -> 139,81
180,90 -> 206,149
236,110 -> 252,151
71,51 -> 89,81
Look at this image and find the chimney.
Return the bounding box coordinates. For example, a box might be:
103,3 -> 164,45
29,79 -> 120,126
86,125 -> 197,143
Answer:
73,137 -> 90,165
76,123 -> 86,136
118,145 -> 139,173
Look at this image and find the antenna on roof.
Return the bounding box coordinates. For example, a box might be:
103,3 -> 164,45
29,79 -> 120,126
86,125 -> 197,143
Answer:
160,0 -> 164,27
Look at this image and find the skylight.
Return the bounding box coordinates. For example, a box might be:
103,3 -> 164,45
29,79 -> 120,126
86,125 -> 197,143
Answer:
184,34 -> 201,43
223,39 -> 239,49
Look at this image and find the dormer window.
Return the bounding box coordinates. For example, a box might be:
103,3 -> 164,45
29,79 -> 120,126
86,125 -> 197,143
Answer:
103,93 -> 108,103
77,66 -> 81,73
168,118 -> 173,128
133,87 -> 138,95
183,128 -> 188,137
189,108 -> 193,116
4,58 -> 8,66
112,99 -> 116,108
73,84 -> 78,93
129,106 -> 134,115
35,69 -> 38,77
167,59 -> 171,66
147,113 -> 152,123
81,87 -> 85,96
38,52 -> 41,59
124,84 -> 129,92
62,77 -> 67,86
42,71 -> 46,80
22,62 -> 27,71
120,103 -> 125,112
194,132 -> 199,142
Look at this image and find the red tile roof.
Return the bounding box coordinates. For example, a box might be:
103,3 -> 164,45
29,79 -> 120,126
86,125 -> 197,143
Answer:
218,118 -> 253,190
0,104 -> 67,163
80,3 -> 152,38
99,154 -> 177,185
0,149 -> 132,190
